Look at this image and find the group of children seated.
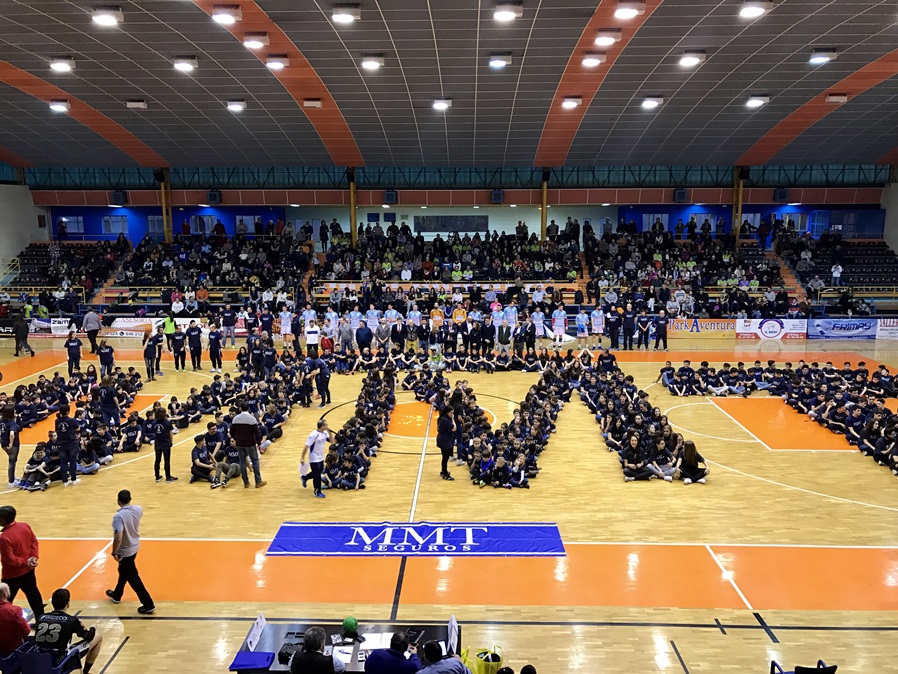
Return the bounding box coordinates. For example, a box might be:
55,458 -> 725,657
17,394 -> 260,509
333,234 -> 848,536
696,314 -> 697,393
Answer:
319,369 -> 396,491
10,367 -> 146,490
581,357 -> 710,483
777,360 -> 898,477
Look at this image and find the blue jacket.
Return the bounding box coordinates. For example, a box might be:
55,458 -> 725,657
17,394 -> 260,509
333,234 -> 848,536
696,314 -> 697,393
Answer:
364,648 -> 422,674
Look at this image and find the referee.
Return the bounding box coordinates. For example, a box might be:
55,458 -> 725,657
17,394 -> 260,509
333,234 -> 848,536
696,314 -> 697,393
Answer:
301,419 -> 330,499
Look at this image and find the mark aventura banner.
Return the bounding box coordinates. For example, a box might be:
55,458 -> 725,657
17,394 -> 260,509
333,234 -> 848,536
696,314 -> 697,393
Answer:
268,521 -> 566,557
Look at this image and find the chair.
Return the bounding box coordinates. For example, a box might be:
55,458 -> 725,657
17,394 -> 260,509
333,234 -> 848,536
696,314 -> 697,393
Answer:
0,651 -> 21,674
770,660 -> 837,674
13,643 -> 81,674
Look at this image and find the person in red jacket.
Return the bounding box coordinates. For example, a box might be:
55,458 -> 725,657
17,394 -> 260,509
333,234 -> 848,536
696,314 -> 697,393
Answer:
0,505 -> 45,619
0,582 -> 30,657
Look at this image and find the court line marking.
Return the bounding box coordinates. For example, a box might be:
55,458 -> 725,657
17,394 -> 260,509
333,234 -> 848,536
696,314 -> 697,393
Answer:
704,544 -> 753,610
2,362 -> 69,386
705,459 -> 898,513
62,541 -> 112,589
407,404 -> 435,523
384,400 -> 497,440
662,401 -> 758,443
705,397 -> 774,450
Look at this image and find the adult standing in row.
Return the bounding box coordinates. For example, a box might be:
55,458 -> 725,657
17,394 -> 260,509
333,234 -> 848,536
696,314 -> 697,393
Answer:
301,419 -> 330,499
64,330 -> 83,377
1,406 -> 21,489
229,403 -> 266,489
82,308 -> 102,354
106,489 -> 155,614
56,404 -> 81,486
220,303 -> 238,348
436,408 -> 456,481
12,315 -> 33,358
0,505 -> 45,620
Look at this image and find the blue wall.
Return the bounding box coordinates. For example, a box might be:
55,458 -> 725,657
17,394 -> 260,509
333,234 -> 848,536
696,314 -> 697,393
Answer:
50,205 -> 287,241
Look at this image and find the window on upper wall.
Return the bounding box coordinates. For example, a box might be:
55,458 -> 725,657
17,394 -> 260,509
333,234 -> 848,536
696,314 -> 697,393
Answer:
59,216 -> 84,233
642,213 -> 668,230
102,215 -> 128,234
147,215 -> 165,240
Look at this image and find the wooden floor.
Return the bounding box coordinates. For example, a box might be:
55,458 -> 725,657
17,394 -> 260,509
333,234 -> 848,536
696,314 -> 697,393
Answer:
3,337 -> 898,673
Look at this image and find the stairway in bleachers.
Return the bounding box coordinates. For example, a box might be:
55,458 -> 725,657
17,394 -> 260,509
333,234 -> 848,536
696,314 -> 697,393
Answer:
768,251 -> 806,301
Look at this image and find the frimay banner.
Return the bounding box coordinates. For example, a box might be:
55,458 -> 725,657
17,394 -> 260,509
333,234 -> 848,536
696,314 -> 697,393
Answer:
807,318 -> 878,340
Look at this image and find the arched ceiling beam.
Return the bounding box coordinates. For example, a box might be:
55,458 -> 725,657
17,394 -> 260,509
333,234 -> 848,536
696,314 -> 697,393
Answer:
533,0 -> 663,167
192,0 -> 363,167
738,49 -> 898,166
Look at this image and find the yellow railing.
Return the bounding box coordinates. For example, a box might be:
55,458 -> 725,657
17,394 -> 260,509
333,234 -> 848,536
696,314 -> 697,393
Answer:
99,286 -> 293,304
0,258 -> 20,282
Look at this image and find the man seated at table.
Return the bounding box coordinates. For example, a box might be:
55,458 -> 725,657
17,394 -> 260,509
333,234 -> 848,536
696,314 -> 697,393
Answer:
364,631 -> 422,673
420,641 -> 471,674
291,626 -> 345,673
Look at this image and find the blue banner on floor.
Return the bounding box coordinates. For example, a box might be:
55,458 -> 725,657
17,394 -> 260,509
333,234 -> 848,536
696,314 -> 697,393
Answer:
268,521 -> 566,557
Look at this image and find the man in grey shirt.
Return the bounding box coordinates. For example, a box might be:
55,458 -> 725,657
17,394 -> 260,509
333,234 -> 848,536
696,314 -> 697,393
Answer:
105,490 -> 155,614
82,309 -> 102,354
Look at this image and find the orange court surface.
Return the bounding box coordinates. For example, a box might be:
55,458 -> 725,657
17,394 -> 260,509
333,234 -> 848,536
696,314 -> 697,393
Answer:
3,337 -> 898,673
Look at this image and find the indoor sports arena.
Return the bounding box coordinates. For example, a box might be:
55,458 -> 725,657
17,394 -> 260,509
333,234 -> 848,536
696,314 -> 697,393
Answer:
1,1 -> 898,673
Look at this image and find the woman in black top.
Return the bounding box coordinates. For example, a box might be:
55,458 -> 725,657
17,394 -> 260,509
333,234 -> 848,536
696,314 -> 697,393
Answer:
152,408 -> 177,482
436,408 -> 456,481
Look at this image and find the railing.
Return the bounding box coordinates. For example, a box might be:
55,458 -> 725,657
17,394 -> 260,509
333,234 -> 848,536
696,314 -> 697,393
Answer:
811,287 -> 898,303
98,286 -> 293,305
0,285 -> 86,305
0,258 -> 20,284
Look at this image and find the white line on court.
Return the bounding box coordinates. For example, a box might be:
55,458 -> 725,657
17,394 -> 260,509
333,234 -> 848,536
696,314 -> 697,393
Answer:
63,541 -> 112,589
407,405 -> 435,523
705,459 -> 898,513
2,362 -> 69,387
704,544 -> 753,610
662,401 -> 758,443
706,397 -> 774,450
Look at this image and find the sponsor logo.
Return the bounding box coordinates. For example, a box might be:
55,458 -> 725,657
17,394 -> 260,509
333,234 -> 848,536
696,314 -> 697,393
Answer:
346,525 -> 487,553
758,319 -> 785,339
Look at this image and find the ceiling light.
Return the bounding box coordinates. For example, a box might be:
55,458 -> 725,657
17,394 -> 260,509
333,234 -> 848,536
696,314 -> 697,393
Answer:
510,204 -> 517,208
173,56 -> 198,73
746,94 -> 769,108
614,0 -> 645,20
290,203 -> 300,207
641,96 -> 663,109
226,99 -> 246,112
382,204 -> 390,209
493,2 -> 524,22
361,54 -> 385,71
420,206 -> 428,209
595,29 -> 622,47
679,50 -> 706,67
91,7 -> 123,26
243,33 -> 269,50
198,203 -> 210,208
601,203 -> 611,206
809,48 -> 837,65
266,55 -> 289,70
473,205 -> 480,209
740,0 -> 773,19
332,4 -> 361,23
825,93 -> 848,104
303,98 -> 322,108
211,6 -> 242,24
787,202 -> 801,206
433,98 -> 452,111
50,57 -> 75,73
126,99 -> 148,109
49,99 -> 70,113
561,96 -> 582,109
489,53 -> 512,69
582,52 -> 607,67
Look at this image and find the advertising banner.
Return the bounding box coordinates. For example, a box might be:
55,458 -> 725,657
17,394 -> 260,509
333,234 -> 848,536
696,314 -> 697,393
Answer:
268,521 -> 566,557
736,318 -> 807,340
808,318 -> 878,340
669,318 -> 736,339
876,318 -> 898,340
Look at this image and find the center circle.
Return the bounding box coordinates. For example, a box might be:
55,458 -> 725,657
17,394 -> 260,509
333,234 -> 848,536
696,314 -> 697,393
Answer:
385,400 -> 498,439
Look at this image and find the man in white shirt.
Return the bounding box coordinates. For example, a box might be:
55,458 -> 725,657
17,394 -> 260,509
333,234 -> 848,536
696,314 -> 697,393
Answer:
300,419 -> 330,499
831,263 -> 843,286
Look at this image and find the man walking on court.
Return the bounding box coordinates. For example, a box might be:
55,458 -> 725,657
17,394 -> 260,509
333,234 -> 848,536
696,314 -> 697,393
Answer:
105,490 -> 155,614
229,403 -> 267,489
0,505 -> 45,619
301,419 -> 330,499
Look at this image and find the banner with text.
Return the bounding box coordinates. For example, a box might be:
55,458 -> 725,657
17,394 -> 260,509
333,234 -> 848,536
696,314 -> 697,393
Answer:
736,318 -> 807,341
268,521 -> 566,557
669,318 -> 736,339
877,318 -> 898,340
808,318 -> 878,340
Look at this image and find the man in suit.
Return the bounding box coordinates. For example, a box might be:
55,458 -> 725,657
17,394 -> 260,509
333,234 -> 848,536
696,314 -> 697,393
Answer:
496,319 -> 512,358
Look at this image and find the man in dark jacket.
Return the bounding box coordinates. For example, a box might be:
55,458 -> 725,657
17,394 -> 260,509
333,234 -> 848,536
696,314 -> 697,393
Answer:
228,403 -> 266,489
12,316 -> 33,357
364,632 -> 422,673
355,320 -> 373,352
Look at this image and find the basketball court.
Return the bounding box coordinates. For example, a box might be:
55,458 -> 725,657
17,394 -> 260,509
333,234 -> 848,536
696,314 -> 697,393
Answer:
2,337 -> 898,672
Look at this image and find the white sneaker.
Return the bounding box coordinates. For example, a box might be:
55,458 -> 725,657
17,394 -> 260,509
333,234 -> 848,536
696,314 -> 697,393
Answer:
63,481 -> 71,487
624,476 -> 635,482
663,475 -> 673,482
71,478 -> 81,485
7,481 -> 17,489
455,459 -> 465,466
697,478 -> 706,484
683,478 -> 692,484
